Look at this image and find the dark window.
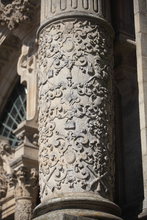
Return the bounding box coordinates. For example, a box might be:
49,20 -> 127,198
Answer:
0,83 -> 26,147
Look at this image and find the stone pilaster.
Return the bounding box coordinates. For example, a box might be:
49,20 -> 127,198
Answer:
134,0 -> 147,219
34,1 -> 122,219
14,166 -> 38,220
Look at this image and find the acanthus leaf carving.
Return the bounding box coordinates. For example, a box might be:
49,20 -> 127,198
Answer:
0,0 -> 36,30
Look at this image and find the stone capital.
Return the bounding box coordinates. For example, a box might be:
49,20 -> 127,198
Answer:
14,166 -> 38,198
14,166 -> 38,220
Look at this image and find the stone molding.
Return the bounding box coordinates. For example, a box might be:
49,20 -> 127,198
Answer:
34,213 -> 108,220
0,0 -> 36,30
40,0 -> 111,32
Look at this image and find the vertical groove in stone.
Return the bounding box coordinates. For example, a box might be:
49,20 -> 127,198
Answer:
40,0 -> 111,24
98,0 -> 103,16
82,0 -> 89,9
45,0 -> 49,19
60,0 -> 67,10
71,0 -> 78,9
89,0 -> 93,11
51,0 -> 56,13
93,0 -> 98,12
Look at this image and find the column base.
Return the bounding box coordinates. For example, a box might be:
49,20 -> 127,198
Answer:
33,213 -> 97,220
33,193 -> 123,220
138,208 -> 147,219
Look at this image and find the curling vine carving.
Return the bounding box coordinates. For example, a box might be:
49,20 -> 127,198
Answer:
38,19 -> 114,202
0,0 -> 36,30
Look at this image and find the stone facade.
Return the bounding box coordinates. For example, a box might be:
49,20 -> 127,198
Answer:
0,0 -> 146,220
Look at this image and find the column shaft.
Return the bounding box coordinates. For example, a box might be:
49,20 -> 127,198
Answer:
38,19 -> 114,200
35,1 -> 122,219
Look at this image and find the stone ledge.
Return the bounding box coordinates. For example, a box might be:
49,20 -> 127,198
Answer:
33,213 -> 97,220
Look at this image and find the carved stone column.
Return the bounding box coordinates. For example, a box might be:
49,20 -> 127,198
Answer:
35,1 -> 122,219
14,167 -> 38,220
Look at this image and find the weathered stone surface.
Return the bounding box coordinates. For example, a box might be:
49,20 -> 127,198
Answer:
41,0 -> 111,25
34,213 -> 96,220
134,0 -> 147,218
0,0 -> 37,30
14,166 -> 38,220
0,138 -> 13,199
38,19 -> 114,203
35,1 -> 123,220
33,209 -> 123,220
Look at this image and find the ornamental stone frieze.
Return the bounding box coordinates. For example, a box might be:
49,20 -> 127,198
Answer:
0,0 -> 37,30
34,0 -> 123,220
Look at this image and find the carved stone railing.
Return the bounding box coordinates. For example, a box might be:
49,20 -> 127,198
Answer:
34,0 -> 123,220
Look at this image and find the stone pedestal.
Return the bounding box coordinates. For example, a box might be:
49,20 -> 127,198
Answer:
34,1 -> 122,219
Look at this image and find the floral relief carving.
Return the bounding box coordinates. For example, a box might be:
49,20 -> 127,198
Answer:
38,20 -> 114,202
0,0 -> 36,30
